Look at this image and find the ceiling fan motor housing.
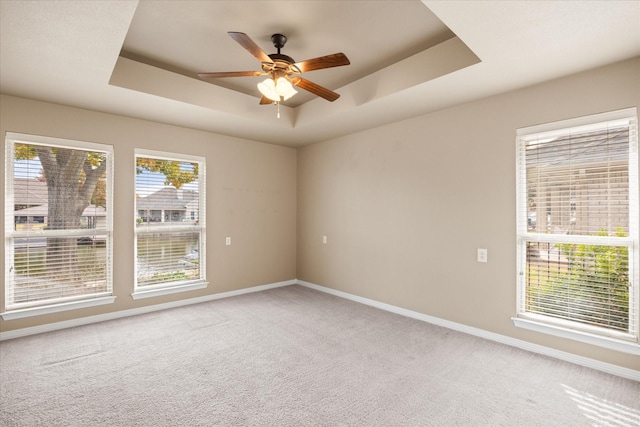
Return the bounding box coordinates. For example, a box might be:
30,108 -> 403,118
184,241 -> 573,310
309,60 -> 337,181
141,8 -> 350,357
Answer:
268,53 -> 296,64
261,34 -> 299,74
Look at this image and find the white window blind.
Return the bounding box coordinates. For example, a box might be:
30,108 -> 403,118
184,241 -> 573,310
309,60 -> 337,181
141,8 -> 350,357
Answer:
516,109 -> 638,342
134,150 -> 205,292
4,134 -> 113,311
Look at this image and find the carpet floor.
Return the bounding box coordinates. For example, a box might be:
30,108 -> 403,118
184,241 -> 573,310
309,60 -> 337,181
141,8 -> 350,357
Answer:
1,285 -> 638,426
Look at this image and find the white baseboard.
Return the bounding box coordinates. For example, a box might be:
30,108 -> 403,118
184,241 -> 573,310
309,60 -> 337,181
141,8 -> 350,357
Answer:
297,280 -> 640,382
0,279 -> 296,341
3,278 -> 637,382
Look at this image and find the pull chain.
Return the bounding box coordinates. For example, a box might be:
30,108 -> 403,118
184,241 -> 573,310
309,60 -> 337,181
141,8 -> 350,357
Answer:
277,101 -> 280,119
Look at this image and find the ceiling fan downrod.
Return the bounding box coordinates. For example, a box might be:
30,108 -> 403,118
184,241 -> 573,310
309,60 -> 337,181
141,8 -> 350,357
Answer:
271,34 -> 287,54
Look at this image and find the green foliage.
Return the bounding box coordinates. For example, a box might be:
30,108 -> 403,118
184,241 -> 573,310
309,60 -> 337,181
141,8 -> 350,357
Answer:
15,143 -> 105,168
539,228 -> 629,330
14,143 -> 37,160
136,158 -> 198,189
138,271 -> 188,286
16,144 -> 198,200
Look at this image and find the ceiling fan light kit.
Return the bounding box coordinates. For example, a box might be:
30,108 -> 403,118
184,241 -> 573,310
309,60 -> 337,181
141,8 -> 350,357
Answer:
198,31 -> 350,117
257,76 -> 297,102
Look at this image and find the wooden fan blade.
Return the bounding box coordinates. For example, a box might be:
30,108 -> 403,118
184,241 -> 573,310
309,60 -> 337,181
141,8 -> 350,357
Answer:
259,96 -> 275,105
291,76 -> 340,102
198,71 -> 261,79
294,53 -> 350,73
228,32 -> 273,64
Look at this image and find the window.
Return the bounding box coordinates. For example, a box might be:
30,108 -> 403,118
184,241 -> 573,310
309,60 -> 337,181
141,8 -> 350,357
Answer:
134,150 -> 206,298
515,109 -> 639,352
3,133 -> 114,319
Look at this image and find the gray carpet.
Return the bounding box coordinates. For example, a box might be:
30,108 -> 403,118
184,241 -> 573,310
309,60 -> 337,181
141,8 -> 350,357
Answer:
1,285 -> 638,426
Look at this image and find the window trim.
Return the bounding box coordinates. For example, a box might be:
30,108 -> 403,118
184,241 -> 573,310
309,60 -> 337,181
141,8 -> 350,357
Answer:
512,317 -> 640,355
514,108 -> 639,352
132,149 -> 207,299
131,281 -> 208,300
1,296 -> 116,321
3,132 -> 114,317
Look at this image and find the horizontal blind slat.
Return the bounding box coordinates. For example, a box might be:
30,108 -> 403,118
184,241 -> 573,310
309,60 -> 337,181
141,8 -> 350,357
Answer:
517,111 -> 637,339
134,153 -> 204,290
7,139 -> 112,310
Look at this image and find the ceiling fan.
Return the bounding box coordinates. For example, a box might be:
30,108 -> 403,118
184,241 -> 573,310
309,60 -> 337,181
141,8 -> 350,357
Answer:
198,32 -> 350,105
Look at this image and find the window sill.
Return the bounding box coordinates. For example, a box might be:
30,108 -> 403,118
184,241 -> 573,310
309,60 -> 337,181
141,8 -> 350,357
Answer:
131,281 -> 208,300
1,296 -> 116,321
512,317 -> 640,355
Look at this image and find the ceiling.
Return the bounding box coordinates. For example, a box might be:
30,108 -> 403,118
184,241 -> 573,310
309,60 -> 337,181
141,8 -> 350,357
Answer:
1,1 -> 639,147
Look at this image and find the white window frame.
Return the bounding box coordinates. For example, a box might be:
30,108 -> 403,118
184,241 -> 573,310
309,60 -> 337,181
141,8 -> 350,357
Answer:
513,108 -> 639,355
132,149 -> 207,299
2,133 -> 115,320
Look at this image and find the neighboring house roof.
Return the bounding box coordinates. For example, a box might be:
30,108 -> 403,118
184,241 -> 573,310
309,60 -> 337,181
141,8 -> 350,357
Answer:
13,178 -> 48,205
526,128 -> 629,169
136,187 -> 198,211
13,185 -> 195,216
14,204 -> 107,217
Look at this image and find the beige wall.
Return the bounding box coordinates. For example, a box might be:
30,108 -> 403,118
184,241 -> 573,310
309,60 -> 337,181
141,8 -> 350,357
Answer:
2,57 -> 638,372
0,94 -> 297,332
297,57 -> 640,371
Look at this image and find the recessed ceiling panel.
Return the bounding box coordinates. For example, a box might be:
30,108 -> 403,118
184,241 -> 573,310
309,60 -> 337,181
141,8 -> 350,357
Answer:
119,0 -> 454,107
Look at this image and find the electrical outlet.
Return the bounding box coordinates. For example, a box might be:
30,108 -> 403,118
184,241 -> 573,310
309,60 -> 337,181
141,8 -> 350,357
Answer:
477,248 -> 488,263
225,237 -> 231,246
322,235 -> 327,244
